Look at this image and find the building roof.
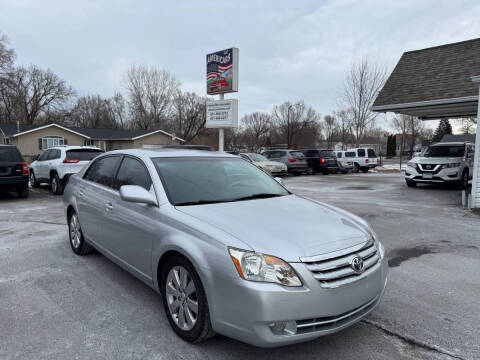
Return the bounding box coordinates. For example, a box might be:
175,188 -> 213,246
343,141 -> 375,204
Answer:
372,38 -> 480,119
439,133 -> 476,143
0,123 -> 184,142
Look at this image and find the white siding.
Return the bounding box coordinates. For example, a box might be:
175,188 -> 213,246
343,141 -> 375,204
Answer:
472,82 -> 480,208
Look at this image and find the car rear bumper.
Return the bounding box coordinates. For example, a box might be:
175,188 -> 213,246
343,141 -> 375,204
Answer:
0,176 -> 29,191
208,255 -> 388,347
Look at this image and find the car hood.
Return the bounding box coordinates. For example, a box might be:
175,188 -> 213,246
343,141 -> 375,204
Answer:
413,156 -> 463,164
176,195 -> 371,262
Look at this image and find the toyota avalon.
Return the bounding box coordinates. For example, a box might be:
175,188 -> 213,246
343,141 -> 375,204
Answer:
63,149 -> 388,347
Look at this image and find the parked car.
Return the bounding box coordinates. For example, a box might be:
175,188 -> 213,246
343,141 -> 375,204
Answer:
346,148 -> 378,173
336,151 -> 355,174
261,149 -> 308,175
30,146 -> 103,195
405,141 -> 474,189
63,149 -> 387,347
239,153 -> 287,176
0,145 -> 29,198
301,149 -> 339,175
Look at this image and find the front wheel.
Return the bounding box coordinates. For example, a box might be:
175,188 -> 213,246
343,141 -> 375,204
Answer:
17,185 -> 29,198
161,255 -> 215,343
406,179 -> 417,187
30,171 -> 40,188
457,171 -> 469,190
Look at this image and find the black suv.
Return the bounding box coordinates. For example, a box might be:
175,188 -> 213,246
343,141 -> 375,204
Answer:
301,149 -> 339,175
0,145 -> 29,198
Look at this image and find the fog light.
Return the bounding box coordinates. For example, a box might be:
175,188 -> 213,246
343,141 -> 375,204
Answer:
269,321 -> 297,335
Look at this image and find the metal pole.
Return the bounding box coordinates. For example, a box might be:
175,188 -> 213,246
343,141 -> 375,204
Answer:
219,93 -> 224,152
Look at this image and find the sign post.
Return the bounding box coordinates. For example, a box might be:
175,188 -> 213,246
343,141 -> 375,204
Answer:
206,47 -> 239,151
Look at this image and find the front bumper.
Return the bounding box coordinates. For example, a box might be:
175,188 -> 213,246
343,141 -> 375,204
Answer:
405,165 -> 461,183
208,255 -> 388,347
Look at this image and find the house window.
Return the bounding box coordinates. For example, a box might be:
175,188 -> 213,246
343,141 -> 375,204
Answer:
83,139 -> 94,146
3,137 -> 11,145
41,136 -> 64,150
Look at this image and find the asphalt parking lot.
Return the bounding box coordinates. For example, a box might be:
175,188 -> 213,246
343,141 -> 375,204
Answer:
1,173 -> 479,360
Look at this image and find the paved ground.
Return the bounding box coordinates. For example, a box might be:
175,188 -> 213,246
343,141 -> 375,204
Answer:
0,173 -> 479,360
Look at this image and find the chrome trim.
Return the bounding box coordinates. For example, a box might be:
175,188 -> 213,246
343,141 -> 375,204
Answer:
314,262 -> 381,289
300,238 -> 372,263
417,164 -> 441,172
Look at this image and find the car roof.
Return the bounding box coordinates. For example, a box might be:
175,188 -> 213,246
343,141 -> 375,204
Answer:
431,142 -> 471,146
48,146 -> 102,151
105,148 -> 239,159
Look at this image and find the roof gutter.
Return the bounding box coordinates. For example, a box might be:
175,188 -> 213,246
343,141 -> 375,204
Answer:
371,95 -> 478,112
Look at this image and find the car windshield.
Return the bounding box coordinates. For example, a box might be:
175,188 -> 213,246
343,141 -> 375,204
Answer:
0,147 -> 23,162
66,149 -> 104,161
424,145 -> 464,157
152,157 -> 289,206
249,154 -> 268,162
290,151 -> 305,159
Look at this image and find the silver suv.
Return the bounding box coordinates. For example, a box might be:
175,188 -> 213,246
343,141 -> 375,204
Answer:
405,142 -> 475,189
261,149 -> 308,175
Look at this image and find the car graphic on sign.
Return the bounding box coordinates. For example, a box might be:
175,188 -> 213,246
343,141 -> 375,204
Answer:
208,77 -> 230,92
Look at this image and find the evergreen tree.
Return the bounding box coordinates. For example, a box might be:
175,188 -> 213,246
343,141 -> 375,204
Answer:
386,135 -> 396,157
432,119 -> 452,142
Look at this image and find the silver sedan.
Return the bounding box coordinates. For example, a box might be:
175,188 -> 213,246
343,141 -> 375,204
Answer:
63,149 -> 388,347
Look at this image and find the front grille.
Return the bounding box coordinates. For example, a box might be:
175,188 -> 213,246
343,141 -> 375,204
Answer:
295,296 -> 378,334
301,239 -> 380,288
417,164 -> 441,173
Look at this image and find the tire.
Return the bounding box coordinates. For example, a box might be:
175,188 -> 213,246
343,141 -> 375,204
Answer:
341,170 -> 349,174
406,179 -> 417,187
353,163 -> 360,173
307,166 -> 315,175
322,170 -> 329,175
51,173 -> 64,195
29,171 -> 40,188
17,185 -> 29,198
293,172 -> 300,176
68,211 -> 94,255
457,170 -> 469,190
161,255 -> 215,343
360,167 -> 369,173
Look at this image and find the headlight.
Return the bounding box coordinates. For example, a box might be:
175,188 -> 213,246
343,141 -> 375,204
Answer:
442,163 -> 461,169
369,229 -> 385,259
407,161 -> 416,168
228,248 -> 302,287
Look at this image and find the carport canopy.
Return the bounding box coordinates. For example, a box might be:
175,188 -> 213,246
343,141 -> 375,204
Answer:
371,38 -> 480,209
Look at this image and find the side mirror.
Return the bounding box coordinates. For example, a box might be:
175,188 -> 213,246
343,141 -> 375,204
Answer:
120,185 -> 157,206
274,177 -> 284,186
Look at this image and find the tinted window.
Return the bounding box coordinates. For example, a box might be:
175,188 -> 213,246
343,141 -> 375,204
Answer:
66,149 -> 103,161
345,152 -> 355,157
304,150 -> 318,157
48,149 -> 61,160
263,151 -> 285,159
113,157 -> 152,191
319,150 -> 336,158
38,150 -> 51,161
0,146 -> 23,162
337,152 -> 342,158
424,145 -> 465,157
367,149 -> 376,158
357,149 -> 366,157
290,151 -> 305,159
153,157 -> 288,205
84,156 -> 120,188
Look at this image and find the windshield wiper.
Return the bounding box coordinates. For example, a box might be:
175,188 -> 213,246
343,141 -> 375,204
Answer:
175,199 -> 230,206
232,193 -> 284,201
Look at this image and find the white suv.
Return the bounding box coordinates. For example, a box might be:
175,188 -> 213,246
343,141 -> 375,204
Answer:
405,142 -> 474,189
346,148 -> 378,172
30,146 -> 103,194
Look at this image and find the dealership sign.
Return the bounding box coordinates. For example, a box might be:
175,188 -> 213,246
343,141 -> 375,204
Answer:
206,47 -> 238,95
205,99 -> 238,128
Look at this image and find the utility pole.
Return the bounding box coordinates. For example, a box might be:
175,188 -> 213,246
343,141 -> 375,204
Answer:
218,93 -> 224,152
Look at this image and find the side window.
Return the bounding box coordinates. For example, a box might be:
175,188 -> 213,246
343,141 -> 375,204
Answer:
337,152 -> 342,158
113,157 -> 152,191
49,149 -> 61,160
84,156 -> 120,188
357,149 -> 366,157
38,150 -> 51,161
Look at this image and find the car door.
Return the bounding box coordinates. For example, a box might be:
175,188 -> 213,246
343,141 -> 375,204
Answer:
35,150 -> 50,179
108,156 -> 157,281
47,149 -> 61,179
76,155 -> 121,249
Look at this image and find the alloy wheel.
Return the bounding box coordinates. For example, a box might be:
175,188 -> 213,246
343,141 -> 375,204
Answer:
52,177 -> 58,193
29,172 -> 35,187
69,214 -> 81,249
166,266 -> 198,331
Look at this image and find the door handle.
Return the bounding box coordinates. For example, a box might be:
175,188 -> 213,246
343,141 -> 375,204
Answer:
77,190 -> 84,197
105,203 -> 114,211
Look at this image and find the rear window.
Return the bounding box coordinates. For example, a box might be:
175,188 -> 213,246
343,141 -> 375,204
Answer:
304,150 -> 318,157
345,152 -> 355,157
290,151 -> 305,159
319,150 -> 336,158
0,146 -> 24,162
367,149 -> 376,158
66,149 -> 103,161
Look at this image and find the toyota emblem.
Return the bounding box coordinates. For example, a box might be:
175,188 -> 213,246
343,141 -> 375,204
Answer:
350,256 -> 364,273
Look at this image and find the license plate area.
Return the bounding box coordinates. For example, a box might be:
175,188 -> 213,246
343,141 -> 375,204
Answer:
422,173 -> 433,179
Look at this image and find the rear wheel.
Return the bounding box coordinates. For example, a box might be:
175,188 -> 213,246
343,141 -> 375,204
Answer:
17,185 -> 29,198
360,167 -> 369,173
307,166 -> 315,175
406,179 -> 417,187
341,170 -> 349,174
51,173 -> 64,195
161,255 -> 215,343
353,163 -> 360,173
68,212 -> 94,255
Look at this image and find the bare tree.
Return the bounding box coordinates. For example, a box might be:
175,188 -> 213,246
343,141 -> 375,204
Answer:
341,59 -> 386,146
272,101 -> 321,148
71,95 -> 118,129
459,117 -> 477,134
122,64 -> 179,130
334,108 -> 354,149
323,115 -> 338,149
110,92 -> 128,129
392,115 -> 409,168
241,112 -> 271,151
407,116 -> 424,153
0,65 -> 74,124
170,90 -> 206,142
0,32 -> 15,72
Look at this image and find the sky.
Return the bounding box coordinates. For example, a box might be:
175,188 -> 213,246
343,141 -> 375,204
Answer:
1,0 -> 480,131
